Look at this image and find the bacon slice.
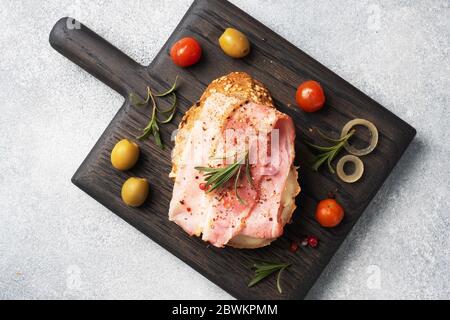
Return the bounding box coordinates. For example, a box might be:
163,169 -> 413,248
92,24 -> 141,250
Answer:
168,72 -> 300,248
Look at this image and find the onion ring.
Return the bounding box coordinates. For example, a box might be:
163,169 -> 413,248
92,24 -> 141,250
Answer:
340,119 -> 378,156
336,155 -> 364,183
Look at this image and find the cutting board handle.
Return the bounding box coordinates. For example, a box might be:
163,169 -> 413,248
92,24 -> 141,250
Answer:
49,17 -> 145,97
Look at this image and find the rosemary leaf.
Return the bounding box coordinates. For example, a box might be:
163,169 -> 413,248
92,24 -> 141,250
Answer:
315,127 -> 347,142
276,265 -> 289,294
306,142 -> 338,152
248,272 -> 274,288
234,165 -> 245,204
153,125 -> 164,149
137,129 -> 151,141
194,166 -> 219,173
154,76 -> 179,97
327,148 -> 339,173
156,93 -> 177,124
129,93 -> 144,106
311,153 -> 329,171
156,92 -> 177,114
245,154 -> 254,187
129,87 -> 151,107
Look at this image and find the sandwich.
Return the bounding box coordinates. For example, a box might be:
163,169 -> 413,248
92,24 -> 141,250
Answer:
168,72 -> 300,248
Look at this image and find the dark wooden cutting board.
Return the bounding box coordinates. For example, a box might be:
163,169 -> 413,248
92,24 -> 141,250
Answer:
49,0 -> 415,299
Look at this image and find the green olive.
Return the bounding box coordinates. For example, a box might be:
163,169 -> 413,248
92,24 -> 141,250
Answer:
121,177 -> 149,207
111,139 -> 140,171
219,28 -> 250,58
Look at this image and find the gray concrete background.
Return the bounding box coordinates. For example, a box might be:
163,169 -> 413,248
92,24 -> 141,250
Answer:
0,0 -> 448,299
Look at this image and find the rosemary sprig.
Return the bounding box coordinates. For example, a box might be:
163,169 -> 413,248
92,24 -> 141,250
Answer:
130,77 -> 179,149
307,128 -> 355,173
129,87 -> 151,107
195,152 -> 253,204
248,261 -> 291,294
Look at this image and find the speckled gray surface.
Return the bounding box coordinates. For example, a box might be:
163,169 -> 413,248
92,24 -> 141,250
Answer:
0,0 -> 449,300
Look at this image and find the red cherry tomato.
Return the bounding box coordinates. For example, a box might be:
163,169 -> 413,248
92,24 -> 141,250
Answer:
295,80 -> 326,112
315,199 -> 344,227
170,37 -> 202,67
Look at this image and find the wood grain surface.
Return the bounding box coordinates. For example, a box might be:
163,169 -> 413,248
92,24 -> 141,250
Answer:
49,0 -> 416,299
